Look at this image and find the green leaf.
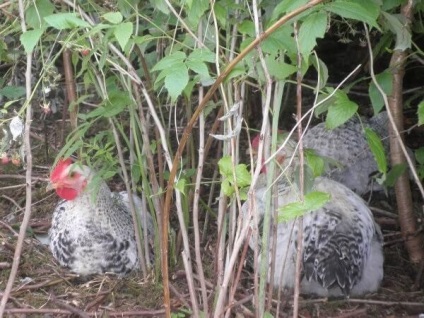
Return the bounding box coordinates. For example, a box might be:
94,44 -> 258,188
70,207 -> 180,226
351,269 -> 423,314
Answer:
382,0 -> 404,10
114,22 -> 133,50
365,127 -> 387,174
293,165 -> 316,194
278,191 -> 331,222
187,0 -> 209,27
325,92 -> 358,129
102,169 -> 117,179
415,147 -> 424,165
417,100 -> 424,126
221,179 -> 234,197
238,187 -> 249,201
213,3 -> 227,28
369,71 -> 393,114
218,156 -> 234,178
385,164 -> 407,187
235,164 -> 252,188
20,29 -> 44,53
238,21 -> 255,37
218,156 -> 252,188
271,0 -> 309,19
131,164 -> 141,184
265,57 -> 297,80
326,0 -> 380,29
25,0 -> 55,29
305,150 -> 325,177
150,0 -> 169,13
175,178 -> 187,195
314,88 -> 337,116
44,13 -> 91,29
225,65 -> 246,82
299,12 -> 327,59
263,312 -> 274,318
311,57 -> 329,90
103,12 -> 123,24
152,51 -> 187,72
164,63 -> 189,101
83,106 -> 106,119
102,102 -> 125,117
84,90 -> 131,119
381,12 -> 411,51
418,166 -> 424,181
188,48 -> 215,63
186,59 -> 210,78
0,86 -> 26,99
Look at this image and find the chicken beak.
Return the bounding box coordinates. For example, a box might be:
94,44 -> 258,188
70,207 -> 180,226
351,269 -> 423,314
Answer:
46,182 -> 57,192
246,148 -> 258,156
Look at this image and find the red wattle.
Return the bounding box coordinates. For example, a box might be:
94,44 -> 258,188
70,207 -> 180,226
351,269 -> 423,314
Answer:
57,187 -> 78,200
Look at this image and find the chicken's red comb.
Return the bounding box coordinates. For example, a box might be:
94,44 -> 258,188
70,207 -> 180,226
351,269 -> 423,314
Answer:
50,158 -> 73,182
251,134 -> 261,150
251,130 -> 286,150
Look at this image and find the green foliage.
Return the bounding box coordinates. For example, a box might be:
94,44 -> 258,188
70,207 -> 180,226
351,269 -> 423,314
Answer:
20,29 -> 44,53
0,86 -> 26,100
299,12 -> 327,60
114,22 -> 133,50
218,156 -> 251,200
384,163 -> 408,187
418,100 -> 424,126
278,191 -> 331,222
44,13 -> 91,29
305,149 -> 325,177
381,11 -> 412,50
151,48 -> 215,101
369,71 -> 393,114
25,0 -> 55,29
365,127 -> 388,174
325,90 -> 358,129
415,147 -> 424,180
326,0 -> 380,29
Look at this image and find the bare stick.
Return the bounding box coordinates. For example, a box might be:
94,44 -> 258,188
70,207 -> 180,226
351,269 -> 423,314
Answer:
192,86 -> 209,312
292,20 -> 305,318
110,119 -> 148,277
0,0 -> 33,315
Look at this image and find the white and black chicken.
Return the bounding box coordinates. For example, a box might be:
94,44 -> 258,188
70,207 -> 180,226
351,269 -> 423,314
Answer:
48,158 -> 154,276
243,135 -> 384,297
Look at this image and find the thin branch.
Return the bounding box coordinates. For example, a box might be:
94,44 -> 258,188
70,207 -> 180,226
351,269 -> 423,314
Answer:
0,0 -> 33,315
110,119 -> 148,277
192,86 -> 209,313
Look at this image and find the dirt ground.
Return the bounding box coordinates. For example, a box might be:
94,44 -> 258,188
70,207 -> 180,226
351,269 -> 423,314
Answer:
1,114 -> 424,318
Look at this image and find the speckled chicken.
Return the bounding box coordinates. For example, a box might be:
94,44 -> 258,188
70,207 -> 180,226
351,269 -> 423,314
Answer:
48,158 -> 154,276
243,138 -> 384,297
302,111 -> 389,195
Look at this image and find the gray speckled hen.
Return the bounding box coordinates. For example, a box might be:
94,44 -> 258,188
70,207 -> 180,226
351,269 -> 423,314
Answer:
302,111 -> 388,195
243,139 -> 383,297
48,158 -> 154,276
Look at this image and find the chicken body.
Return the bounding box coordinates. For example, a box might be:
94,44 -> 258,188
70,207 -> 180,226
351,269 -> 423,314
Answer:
244,130 -> 384,297
243,176 -> 383,297
303,111 -> 388,195
48,160 -> 154,276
